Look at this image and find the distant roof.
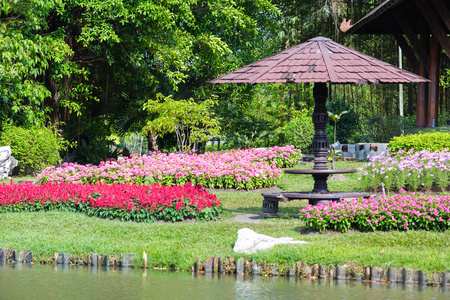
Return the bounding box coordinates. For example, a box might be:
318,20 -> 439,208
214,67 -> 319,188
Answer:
346,0 -> 449,34
211,37 -> 428,85
346,0 -> 404,34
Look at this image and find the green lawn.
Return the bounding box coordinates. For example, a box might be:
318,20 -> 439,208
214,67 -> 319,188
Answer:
1,161 -> 449,273
0,175 -> 36,184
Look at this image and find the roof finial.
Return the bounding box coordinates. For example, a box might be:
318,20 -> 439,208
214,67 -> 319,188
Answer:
340,18 -> 353,32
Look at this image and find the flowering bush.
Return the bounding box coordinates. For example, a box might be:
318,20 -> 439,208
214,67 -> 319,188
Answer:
37,146 -> 302,190
299,191 -> 450,233
388,132 -> 450,153
358,149 -> 450,192
0,181 -> 222,222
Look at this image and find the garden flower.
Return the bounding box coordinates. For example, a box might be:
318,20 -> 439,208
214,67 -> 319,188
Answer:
37,146 -> 302,190
299,192 -> 450,233
359,149 -> 450,193
0,182 -> 222,222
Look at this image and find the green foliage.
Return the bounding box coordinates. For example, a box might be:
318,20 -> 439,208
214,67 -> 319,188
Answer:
388,132 -> 450,153
276,110 -> 314,152
224,129 -> 278,150
218,83 -> 312,150
328,110 -> 348,144
326,99 -> 360,144
359,114 -> 414,143
438,111 -> 450,126
143,93 -> 221,152
1,0 -> 279,136
440,68 -> 450,90
67,117 -> 118,165
0,0 -> 94,128
71,138 -> 118,166
0,126 -> 64,174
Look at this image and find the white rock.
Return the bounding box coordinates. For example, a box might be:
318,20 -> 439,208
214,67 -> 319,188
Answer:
0,146 -> 18,180
233,228 -> 308,254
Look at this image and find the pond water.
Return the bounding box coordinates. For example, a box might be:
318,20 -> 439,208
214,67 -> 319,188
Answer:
0,263 -> 448,300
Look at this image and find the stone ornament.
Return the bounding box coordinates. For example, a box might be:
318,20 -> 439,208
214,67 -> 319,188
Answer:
233,228 -> 308,254
0,146 -> 18,180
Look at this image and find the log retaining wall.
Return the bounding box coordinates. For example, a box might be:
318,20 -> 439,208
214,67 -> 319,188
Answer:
1,248 -> 449,286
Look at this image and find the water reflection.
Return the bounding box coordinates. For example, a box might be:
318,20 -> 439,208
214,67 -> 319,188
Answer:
0,263 -> 448,300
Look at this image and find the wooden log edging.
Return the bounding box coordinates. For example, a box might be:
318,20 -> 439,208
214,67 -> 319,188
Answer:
0,248 -> 135,268
193,257 -> 450,286
1,248 -> 449,286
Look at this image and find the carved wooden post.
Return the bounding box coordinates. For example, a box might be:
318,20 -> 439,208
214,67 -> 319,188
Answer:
311,83 -> 330,193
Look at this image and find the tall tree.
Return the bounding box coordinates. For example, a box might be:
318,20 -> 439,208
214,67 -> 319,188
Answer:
0,0 -> 279,136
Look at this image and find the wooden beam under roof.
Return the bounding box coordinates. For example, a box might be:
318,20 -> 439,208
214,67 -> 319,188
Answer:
415,0 -> 450,59
430,0 -> 450,32
394,11 -> 430,72
390,23 -> 419,72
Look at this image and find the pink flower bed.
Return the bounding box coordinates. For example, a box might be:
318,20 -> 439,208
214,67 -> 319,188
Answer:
37,146 -> 301,190
0,181 -> 222,222
358,149 -> 450,192
299,190 -> 450,232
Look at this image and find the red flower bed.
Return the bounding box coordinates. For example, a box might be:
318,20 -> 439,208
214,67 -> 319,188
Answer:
0,181 -> 222,222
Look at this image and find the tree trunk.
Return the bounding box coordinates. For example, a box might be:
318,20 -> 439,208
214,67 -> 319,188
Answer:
147,131 -> 158,152
44,69 -> 61,125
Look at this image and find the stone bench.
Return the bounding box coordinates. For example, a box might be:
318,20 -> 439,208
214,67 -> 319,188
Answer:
262,168 -> 371,217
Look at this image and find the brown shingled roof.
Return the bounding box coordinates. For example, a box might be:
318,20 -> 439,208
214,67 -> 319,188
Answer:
211,37 -> 428,85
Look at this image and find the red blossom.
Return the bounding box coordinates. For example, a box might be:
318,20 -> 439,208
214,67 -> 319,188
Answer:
0,182 -> 220,218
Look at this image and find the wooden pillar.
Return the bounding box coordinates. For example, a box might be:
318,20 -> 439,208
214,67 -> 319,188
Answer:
427,35 -> 441,127
407,83 -> 413,116
416,68 -> 427,127
416,26 -> 429,128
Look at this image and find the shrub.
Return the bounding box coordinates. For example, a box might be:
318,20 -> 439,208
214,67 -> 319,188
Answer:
225,127 -> 278,150
299,191 -> 450,233
0,181 -> 222,222
71,136 -> 118,165
221,109 -> 278,149
63,116 -> 119,165
388,132 -> 450,153
326,99 -> 360,144
359,114 -> 414,143
0,126 -> 64,175
277,110 -> 314,152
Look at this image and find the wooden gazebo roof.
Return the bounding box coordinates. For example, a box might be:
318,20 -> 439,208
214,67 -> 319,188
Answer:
347,0 -> 450,60
345,0 -> 449,128
211,37 -> 428,85
347,0 -> 424,34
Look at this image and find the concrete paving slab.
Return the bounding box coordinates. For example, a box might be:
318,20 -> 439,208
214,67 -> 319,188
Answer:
233,214 -> 263,223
